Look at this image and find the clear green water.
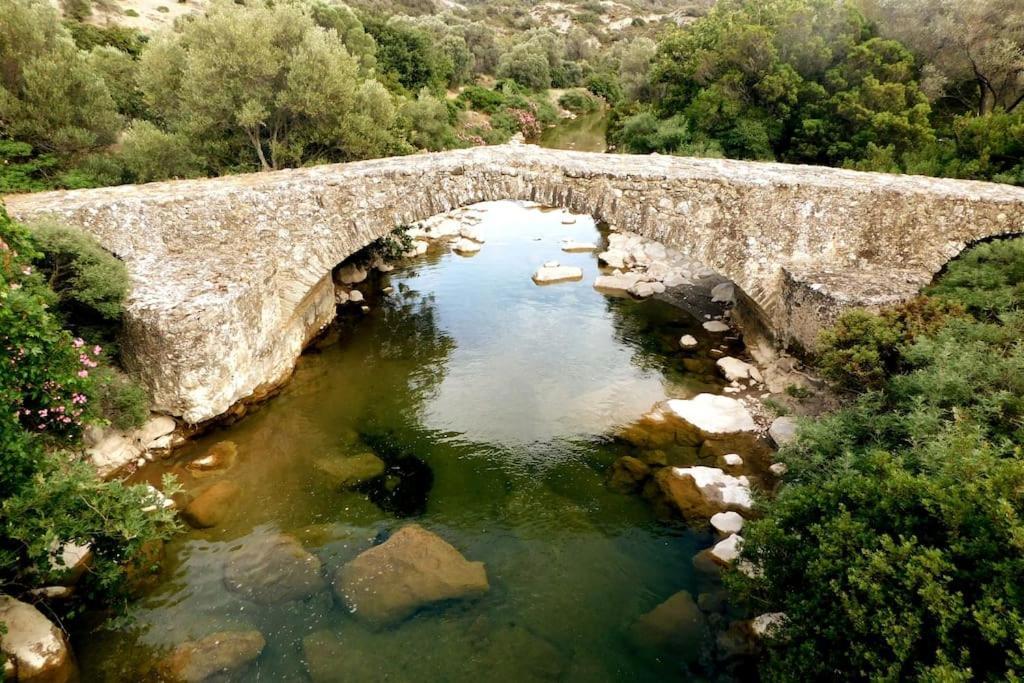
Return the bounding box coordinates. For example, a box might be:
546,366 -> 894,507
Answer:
77,201 -> 733,681
540,109 -> 609,153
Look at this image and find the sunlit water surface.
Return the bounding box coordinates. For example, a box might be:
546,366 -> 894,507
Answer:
77,201 -> 732,681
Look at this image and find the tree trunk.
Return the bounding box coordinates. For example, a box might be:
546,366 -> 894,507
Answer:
247,128 -> 271,172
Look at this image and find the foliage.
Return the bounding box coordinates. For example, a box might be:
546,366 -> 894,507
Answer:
0,0 -> 122,156
119,120 -> 203,183
735,237 -> 1024,680
817,296 -> 964,391
0,204 -> 174,615
0,140 -> 59,193
137,0 -> 411,173
29,220 -> 130,348
363,16 -> 452,93
559,88 -> 600,114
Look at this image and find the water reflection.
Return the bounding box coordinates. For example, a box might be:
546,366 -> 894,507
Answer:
77,201 -> 721,682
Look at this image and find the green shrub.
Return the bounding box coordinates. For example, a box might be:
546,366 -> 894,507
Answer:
927,238 -> 1024,319
817,297 -> 964,392
90,366 -> 149,431
123,8 -> 139,17
0,204 -> 177,612
558,88 -> 600,114
735,237 -> 1024,680
119,120 -> 203,183
29,221 -> 130,349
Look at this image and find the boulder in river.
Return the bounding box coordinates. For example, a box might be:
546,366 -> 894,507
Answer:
608,455 -> 651,492
561,240 -> 596,252
182,481 -> 240,529
453,238 -> 481,255
655,466 -> 753,519
664,394 -> 758,444
224,533 -> 326,604
593,272 -> 643,294
160,630 -> 265,682
0,595 -> 77,683
532,263 -> 583,284
333,524 -> 488,626
703,320 -> 730,333
679,334 -> 699,350
630,590 -> 706,662
710,511 -> 745,536
186,441 -> 237,477
313,452 -> 385,488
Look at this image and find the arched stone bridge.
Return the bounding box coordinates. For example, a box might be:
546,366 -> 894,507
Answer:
6,144 -> 1024,423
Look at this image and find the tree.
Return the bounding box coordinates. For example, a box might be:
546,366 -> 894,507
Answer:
859,0 -> 1024,115
137,0 -> 403,172
0,0 -> 121,156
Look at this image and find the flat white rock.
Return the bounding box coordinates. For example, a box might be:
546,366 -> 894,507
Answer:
679,334 -> 699,349
717,357 -> 763,383
703,320 -> 730,333
710,511 -> 745,535
594,272 -> 643,293
709,534 -> 743,566
533,265 -> 583,284
453,238 -> 481,255
666,394 -> 757,436
561,241 -> 597,252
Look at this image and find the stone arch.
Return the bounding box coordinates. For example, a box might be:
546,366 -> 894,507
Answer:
6,144 -> 1024,421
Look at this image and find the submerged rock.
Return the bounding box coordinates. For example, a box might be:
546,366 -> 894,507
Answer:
186,441 -> 237,477
160,630 -> 265,683
224,533 -> 326,604
656,466 -> 753,519
182,481 -> 240,529
334,524 -> 488,626
532,263 -> 583,284
608,455 -> 651,492
0,595 -> 77,683
313,452 -> 385,488
630,590 -> 706,662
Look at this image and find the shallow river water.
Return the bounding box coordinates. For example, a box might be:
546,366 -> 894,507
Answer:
77,201 -> 739,681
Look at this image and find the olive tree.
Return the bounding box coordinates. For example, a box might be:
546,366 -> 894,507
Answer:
0,0 -> 121,155
138,0 -> 404,172
859,0 -> 1024,114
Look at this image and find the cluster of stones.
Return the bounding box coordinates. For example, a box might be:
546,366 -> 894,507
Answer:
610,387 -> 794,665
150,523 -> 488,681
406,206 -> 486,256
594,231 -> 721,299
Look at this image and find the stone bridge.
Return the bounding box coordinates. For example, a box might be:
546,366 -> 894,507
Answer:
6,144 -> 1024,423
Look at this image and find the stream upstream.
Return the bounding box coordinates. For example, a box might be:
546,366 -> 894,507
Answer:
76,201 -> 750,681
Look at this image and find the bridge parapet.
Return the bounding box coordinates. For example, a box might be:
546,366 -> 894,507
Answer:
6,144 -> 1024,422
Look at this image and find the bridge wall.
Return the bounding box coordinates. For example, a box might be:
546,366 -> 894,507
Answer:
6,144 -> 1024,422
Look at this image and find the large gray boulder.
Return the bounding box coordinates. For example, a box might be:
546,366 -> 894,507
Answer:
0,595 -> 77,683
333,524 -> 488,626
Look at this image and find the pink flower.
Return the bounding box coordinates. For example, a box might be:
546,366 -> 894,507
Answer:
92,345 -> 102,356
77,370 -> 88,378
72,338 -> 85,348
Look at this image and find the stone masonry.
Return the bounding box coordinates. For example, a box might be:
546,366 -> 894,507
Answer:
6,143 -> 1024,422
